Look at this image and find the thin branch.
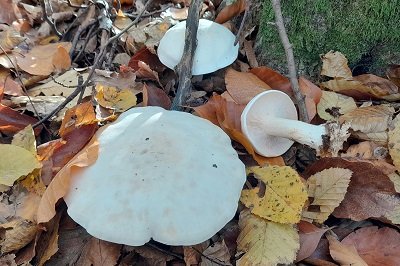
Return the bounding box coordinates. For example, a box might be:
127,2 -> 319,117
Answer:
145,242 -> 184,260
39,0 -> 62,37
170,0 -> 203,110
32,0 -> 154,127
271,0 -> 309,122
234,1 -> 250,46
192,247 -> 231,266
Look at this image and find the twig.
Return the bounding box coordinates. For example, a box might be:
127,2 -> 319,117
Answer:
192,247 -> 231,266
33,0 -> 153,128
39,0 -> 62,37
70,19 -> 97,58
271,0 -> 309,122
145,242 -> 184,260
234,1 -> 250,46
170,0 -> 203,111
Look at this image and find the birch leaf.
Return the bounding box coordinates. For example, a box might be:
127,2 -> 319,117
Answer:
327,234 -> 368,266
302,168 -> 352,223
236,210 -> 299,266
241,166 -> 307,224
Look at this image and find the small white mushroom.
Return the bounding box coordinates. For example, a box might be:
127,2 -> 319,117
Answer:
157,19 -> 239,75
241,90 -> 328,157
64,106 -> 245,246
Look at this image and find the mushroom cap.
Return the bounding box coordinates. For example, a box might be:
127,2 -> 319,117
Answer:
241,90 -> 298,157
157,19 -> 239,75
64,106 -> 245,246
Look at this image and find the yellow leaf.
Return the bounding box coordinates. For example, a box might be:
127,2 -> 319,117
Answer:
0,144 -> 41,186
389,114 -> 400,171
95,84 -> 137,112
320,51 -> 352,79
302,168 -> 352,223
317,91 -> 357,121
240,166 -> 307,224
236,210 -> 299,266
12,125 -> 37,155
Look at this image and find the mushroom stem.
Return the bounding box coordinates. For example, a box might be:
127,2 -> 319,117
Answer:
253,116 -> 327,149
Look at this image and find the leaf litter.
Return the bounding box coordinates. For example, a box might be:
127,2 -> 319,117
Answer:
0,0 -> 399,265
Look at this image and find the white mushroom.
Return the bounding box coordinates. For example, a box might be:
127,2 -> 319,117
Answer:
241,90 -> 327,157
64,106 -> 245,246
157,19 -> 239,75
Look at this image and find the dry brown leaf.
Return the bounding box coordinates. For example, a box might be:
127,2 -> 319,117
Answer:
162,7 -> 189,20
0,104 -> 41,135
143,83 -> 171,109
299,77 -> 322,121
201,240 -> 232,266
388,114 -> 400,171
387,64 -> 400,87
339,104 -> 394,133
304,157 -> 400,221
16,42 -> 72,76
250,66 -> 292,96
0,254 -> 17,266
11,96 -> 67,121
224,68 -> 270,104
76,238 -> 121,266
37,213 -> 61,266
341,226 -> 400,265
0,0 -> 18,25
59,101 -> 96,138
320,51 -> 352,79
134,246 -> 174,266
296,221 -> 329,262
37,135 -> 99,223
0,69 -> 24,96
215,0 -> 246,24
341,141 -> 388,160
317,91 -> 357,121
352,131 -> 388,144
326,234 -> 367,266
194,94 -> 284,166
12,125 -> 36,155
302,168 -> 352,223
128,46 -> 165,73
0,219 -> 38,253
184,242 -> 209,266
0,26 -> 25,52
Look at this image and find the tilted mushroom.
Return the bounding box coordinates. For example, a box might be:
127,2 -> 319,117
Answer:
241,90 -> 349,157
64,106 -> 246,246
157,19 -> 239,75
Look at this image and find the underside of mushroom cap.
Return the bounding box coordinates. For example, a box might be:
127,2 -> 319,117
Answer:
64,106 -> 245,246
241,90 -> 298,157
157,19 -> 239,75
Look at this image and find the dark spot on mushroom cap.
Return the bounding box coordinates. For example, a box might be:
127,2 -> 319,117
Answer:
213,164 -> 218,168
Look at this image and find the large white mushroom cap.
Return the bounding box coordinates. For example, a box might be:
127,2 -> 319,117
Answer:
64,106 -> 245,246
157,19 -> 239,75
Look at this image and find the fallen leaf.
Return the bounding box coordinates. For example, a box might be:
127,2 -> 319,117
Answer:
317,91 -> 357,121
387,64 -> 400,87
11,125 -> 36,154
215,0 -> 246,24
224,68 -> 270,104
339,104 -> 394,134
237,210 -> 299,266
143,83 -> 171,109
341,226 -> 400,266
37,213 -> 61,266
184,242 -> 208,266
161,7 -> 189,20
0,26 -> 25,51
59,101 -> 96,138
0,144 -> 41,186
11,96 -> 68,121
135,61 -> 161,84
0,219 -> 38,253
302,168 -> 352,223
341,141 -> 388,160
296,221 -> 329,262
388,113 -> 400,171
194,94 -> 284,166
320,51 -> 352,79
0,254 -> 17,266
250,66 -> 292,96
0,0 -> 18,25
95,84 -> 137,112
304,158 -> 400,221
37,134 -> 99,223
127,46 -> 165,73
241,165 -> 307,223
0,104 -> 40,135
75,238 -> 121,266
0,68 -> 24,96
200,240 -> 232,266
327,234 -> 367,266
16,42 -> 72,76
298,77 -> 322,121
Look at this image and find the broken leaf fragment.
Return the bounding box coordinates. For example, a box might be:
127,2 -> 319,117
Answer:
0,144 -> 41,186
236,210 -> 299,266
95,84 -> 137,112
320,51 -> 352,79
240,165 -> 307,223
317,91 -> 357,121
302,167 -> 352,223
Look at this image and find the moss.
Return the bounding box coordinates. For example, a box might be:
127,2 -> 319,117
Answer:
258,0 -> 400,76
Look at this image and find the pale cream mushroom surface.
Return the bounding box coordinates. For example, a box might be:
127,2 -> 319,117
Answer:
64,106 -> 246,246
157,19 -> 239,75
